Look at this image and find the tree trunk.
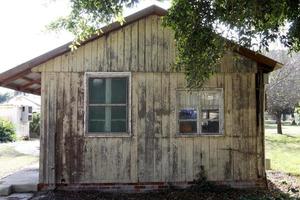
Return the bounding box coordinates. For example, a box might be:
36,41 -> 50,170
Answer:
276,114 -> 283,134
291,113 -> 296,125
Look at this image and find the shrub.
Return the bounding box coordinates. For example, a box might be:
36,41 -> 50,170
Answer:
0,118 -> 16,142
30,113 -> 40,138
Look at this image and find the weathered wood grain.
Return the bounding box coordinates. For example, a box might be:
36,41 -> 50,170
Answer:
37,14 -> 266,187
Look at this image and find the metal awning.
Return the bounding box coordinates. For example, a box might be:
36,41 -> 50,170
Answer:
0,66 -> 41,95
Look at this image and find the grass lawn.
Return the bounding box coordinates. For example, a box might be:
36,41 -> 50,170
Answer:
0,141 -> 39,178
265,123 -> 300,175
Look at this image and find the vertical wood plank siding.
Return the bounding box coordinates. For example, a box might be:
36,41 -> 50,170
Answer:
37,15 -> 264,185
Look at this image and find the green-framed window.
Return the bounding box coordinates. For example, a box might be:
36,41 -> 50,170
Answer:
86,73 -> 131,135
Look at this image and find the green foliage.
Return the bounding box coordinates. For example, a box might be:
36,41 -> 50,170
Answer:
30,113 -> 40,138
47,0 -> 140,50
49,0 -> 300,88
295,103 -> 300,114
189,166 -> 215,192
164,0 -> 300,87
163,0 -> 226,88
265,127 -> 300,175
0,118 -> 16,143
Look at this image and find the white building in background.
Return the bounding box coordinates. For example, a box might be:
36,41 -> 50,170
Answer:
0,94 -> 40,138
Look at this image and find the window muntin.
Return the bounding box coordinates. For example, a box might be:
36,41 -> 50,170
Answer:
86,73 -> 130,135
177,89 -> 223,135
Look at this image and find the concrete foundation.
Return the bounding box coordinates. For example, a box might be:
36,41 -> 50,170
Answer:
0,164 -> 38,196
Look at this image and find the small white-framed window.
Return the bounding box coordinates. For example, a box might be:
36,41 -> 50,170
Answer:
85,72 -> 131,136
176,89 -> 223,135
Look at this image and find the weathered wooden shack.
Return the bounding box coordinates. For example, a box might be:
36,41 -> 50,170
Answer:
0,5 -> 282,191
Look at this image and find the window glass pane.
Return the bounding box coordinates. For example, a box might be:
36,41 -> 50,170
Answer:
202,111 -> 207,120
89,121 -> 105,132
89,78 -> 106,104
201,121 -> 219,133
179,108 -> 197,120
111,106 -> 126,120
111,120 -> 126,132
209,111 -> 219,120
176,89 -> 222,135
203,92 -> 220,108
111,78 -> 127,104
87,75 -> 130,134
179,121 -> 197,133
89,106 -> 105,120
202,109 -> 219,120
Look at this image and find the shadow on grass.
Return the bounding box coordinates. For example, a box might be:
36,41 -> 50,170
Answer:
265,124 -> 277,130
265,134 -> 300,145
0,145 -> 29,157
284,134 -> 297,138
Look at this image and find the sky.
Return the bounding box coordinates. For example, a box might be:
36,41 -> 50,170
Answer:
0,0 -> 71,73
0,0 -> 170,73
0,0 -> 170,94
0,0 -> 286,94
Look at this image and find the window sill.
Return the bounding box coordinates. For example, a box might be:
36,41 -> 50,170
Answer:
175,133 -> 224,138
85,133 -> 133,138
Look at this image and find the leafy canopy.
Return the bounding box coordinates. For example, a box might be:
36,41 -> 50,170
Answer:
49,0 -> 300,88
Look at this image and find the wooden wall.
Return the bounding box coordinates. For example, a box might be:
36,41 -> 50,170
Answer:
39,71 -> 264,185
32,15 -> 256,74
37,14 -> 265,186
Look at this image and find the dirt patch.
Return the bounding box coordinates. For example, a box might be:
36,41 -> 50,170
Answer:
31,171 -> 300,200
267,170 -> 300,198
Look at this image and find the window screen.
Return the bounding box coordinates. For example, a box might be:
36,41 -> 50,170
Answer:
88,77 -> 128,133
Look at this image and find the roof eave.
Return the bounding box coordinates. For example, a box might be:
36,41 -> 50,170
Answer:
0,4 -> 283,95
233,45 -> 283,73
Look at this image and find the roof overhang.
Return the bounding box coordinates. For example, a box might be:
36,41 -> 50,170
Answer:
233,45 -> 283,72
0,5 -> 282,96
